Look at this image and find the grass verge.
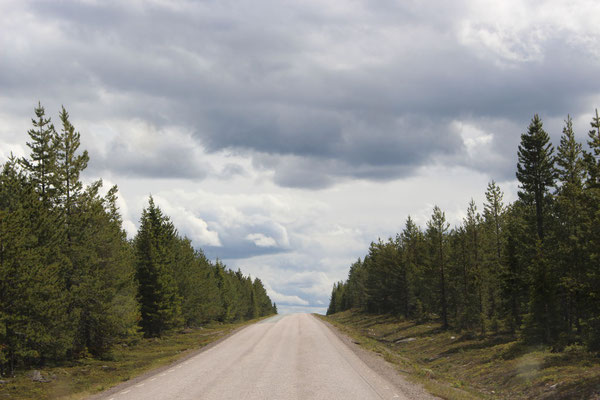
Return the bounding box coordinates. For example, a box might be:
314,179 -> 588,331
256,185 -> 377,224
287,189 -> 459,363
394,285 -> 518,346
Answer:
0,317 -> 266,400
319,310 -> 600,400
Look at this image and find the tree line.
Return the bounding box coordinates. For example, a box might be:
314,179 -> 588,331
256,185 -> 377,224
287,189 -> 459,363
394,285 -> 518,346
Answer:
327,111 -> 600,351
0,104 -> 276,374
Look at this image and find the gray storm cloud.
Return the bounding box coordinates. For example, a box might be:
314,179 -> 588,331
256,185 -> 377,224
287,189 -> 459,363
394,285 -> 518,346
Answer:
3,0 -> 599,188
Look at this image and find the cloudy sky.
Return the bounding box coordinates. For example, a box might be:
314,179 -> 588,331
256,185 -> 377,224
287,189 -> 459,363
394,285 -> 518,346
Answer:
2,0 -> 600,313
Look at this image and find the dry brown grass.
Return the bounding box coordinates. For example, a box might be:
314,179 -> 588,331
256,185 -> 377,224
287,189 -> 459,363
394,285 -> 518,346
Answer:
321,310 -> 600,400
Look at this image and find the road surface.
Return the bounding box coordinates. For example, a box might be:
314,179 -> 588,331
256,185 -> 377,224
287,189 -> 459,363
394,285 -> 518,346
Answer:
96,313 -> 432,400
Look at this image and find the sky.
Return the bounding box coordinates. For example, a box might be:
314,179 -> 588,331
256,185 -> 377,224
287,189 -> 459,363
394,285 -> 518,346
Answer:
2,0 -> 600,314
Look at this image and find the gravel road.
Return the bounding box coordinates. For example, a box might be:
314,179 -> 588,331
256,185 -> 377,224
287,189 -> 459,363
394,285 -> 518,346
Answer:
93,313 -> 436,400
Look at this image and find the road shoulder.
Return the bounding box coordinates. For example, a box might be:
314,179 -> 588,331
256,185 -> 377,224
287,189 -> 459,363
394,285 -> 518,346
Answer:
87,321 -> 256,400
315,314 -> 439,400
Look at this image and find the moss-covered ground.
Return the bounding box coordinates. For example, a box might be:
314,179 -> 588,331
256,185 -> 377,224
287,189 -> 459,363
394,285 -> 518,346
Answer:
320,310 -> 600,400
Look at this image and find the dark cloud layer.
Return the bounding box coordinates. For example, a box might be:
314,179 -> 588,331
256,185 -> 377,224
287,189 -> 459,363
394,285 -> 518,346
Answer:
2,0 -> 600,188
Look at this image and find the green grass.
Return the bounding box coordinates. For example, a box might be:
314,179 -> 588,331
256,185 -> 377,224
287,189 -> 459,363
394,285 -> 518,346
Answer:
319,310 -> 600,400
0,318 -> 266,400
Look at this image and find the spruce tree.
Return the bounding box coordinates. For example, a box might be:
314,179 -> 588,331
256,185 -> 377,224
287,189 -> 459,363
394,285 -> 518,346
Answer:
55,107 -> 89,294
56,106 -> 89,229
70,182 -> 140,355
516,114 -> 558,344
196,253 -> 225,322
364,239 -> 402,314
0,159 -> 71,371
19,102 -> 58,203
327,284 -> 339,315
516,114 -> 556,241
252,278 -> 273,316
3,105 -> 275,368
345,258 -> 367,310
134,197 -> 183,337
172,237 -> 203,326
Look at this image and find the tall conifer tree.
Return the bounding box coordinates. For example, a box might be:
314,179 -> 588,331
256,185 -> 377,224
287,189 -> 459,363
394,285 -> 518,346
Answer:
516,114 -> 556,241
555,115 -> 586,336
462,200 -> 484,332
582,110 -> 600,349
584,109 -> 600,188
516,114 -> 558,343
56,106 -> 89,227
19,103 -> 58,203
134,197 -> 183,337
426,206 -> 450,329
0,159 -> 71,370
482,181 -> 505,330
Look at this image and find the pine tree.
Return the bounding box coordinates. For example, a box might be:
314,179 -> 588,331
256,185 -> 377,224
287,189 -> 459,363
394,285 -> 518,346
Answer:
584,109 -> 600,188
482,181 -> 505,331
554,115 -> 586,339
401,216 -> 426,320
483,181 -> 505,263
447,226 -> 467,329
461,200 -> 484,332
557,116 -> 585,189
426,206 -> 450,329
500,203 -> 528,333
582,109 -> 600,350
523,242 -> 558,344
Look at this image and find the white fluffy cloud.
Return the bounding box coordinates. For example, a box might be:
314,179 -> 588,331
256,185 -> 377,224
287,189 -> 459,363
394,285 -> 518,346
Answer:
246,233 -> 278,248
459,0 -> 600,63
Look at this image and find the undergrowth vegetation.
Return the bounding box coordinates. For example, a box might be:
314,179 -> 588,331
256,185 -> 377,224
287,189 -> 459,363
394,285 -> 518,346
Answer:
0,318 -> 262,400
324,310 -> 600,400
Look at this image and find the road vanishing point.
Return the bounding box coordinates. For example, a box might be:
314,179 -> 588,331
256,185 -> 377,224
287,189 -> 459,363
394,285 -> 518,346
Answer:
95,313 -> 434,400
